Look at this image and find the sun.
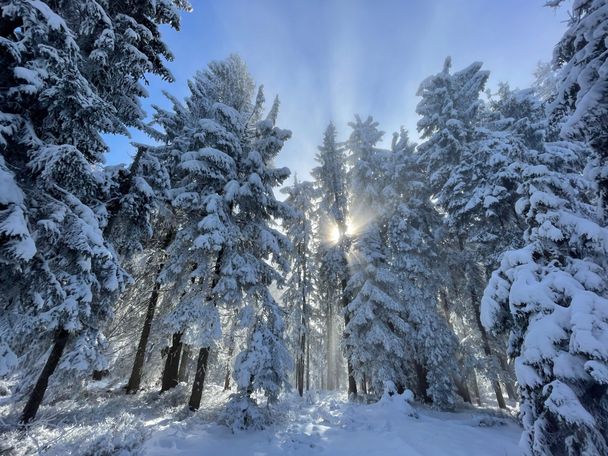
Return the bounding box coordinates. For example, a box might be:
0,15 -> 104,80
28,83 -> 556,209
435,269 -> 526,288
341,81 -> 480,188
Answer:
329,225 -> 342,243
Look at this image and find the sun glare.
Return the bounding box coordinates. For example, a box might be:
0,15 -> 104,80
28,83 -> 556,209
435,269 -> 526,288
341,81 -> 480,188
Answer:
329,225 -> 342,243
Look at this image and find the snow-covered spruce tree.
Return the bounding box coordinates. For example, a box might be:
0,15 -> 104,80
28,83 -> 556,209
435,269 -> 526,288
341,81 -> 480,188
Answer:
343,115 -> 409,397
482,137 -> 608,455
385,129 -> 460,408
223,96 -> 293,430
0,1 -> 188,423
415,57 -> 511,408
281,177 -> 316,396
102,144 -> 171,259
146,56 -> 255,406
548,0 -> 608,218
311,122 -> 352,393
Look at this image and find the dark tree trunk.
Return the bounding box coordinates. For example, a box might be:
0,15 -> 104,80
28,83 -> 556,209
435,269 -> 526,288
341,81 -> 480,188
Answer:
414,361 -> 430,403
472,288 -> 507,409
160,332 -> 183,392
223,366 -> 231,392
126,274 -> 162,393
126,231 -> 173,394
188,347 -> 210,411
92,369 -> 109,381
470,371 -> 482,406
342,274 -> 357,399
360,375 -> 368,395
21,329 -> 69,424
222,344 -> 232,392
189,248 -> 224,407
498,354 -> 517,401
305,337 -> 310,391
326,297 -> 335,390
178,345 -> 191,383
439,289 -> 471,404
454,376 -> 472,404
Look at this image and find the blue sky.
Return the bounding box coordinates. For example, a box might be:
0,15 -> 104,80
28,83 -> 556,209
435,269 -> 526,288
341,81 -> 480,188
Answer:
105,0 -> 569,182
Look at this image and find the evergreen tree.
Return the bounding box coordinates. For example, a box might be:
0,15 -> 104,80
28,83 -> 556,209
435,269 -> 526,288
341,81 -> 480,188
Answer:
548,0 -> 608,217
415,57 -> 510,408
281,177 -> 316,396
143,55 -> 255,404
311,123 -> 352,394
223,96 -> 293,430
483,137 -> 608,455
386,129 -> 459,408
0,0 -> 188,423
343,115 -> 408,396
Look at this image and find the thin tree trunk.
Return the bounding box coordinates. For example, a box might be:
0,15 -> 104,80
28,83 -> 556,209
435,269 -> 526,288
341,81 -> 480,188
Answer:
326,298 -> 335,390
455,376 -> 472,404
360,374 -> 368,395
21,329 -> 69,424
297,240 -> 308,397
178,345 -> 191,383
342,274 -> 357,399
127,231 -> 173,394
160,332 -> 182,392
188,347 -> 210,411
414,361 -> 430,403
306,337 -> 310,391
472,290 -> 507,409
223,367 -> 231,391
470,370 -> 482,406
126,274 -> 162,393
188,248 -> 224,409
498,354 -> 517,400
223,341 -> 234,392
439,289 -> 472,404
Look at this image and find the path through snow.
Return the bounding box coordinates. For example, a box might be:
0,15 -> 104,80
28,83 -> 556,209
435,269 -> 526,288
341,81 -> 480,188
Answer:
142,391 -> 522,456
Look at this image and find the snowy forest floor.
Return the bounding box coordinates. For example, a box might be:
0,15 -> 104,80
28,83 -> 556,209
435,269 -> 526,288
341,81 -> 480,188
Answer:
0,382 -> 522,455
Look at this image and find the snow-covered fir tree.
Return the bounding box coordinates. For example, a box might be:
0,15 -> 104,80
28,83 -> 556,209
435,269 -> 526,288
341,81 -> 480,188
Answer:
0,0 -> 188,423
482,135 -> 608,454
222,94 -> 294,430
343,115 -> 409,397
415,57 -> 513,409
311,122 -> 351,392
548,0 -> 608,218
281,177 -> 316,396
385,129 -> 460,408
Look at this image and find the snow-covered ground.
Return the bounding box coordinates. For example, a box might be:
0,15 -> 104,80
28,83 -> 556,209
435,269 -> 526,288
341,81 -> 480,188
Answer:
0,383 -> 522,455
142,389 -> 521,456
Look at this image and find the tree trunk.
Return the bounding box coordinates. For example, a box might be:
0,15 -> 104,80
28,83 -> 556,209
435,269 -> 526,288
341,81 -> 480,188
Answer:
126,275 -> 162,393
127,231 -> 173,394
21,329 -> 69,424
470,370 -> 482,406
305,337 -> 310,391
414,361 -> 430,403
189,248 -> 224,407
223,349 -> 232,392
326,297 -> 335,390
223,366 -> 231,392
188,347 -> 210,411
454,375 -> 472,404
360,374 -> 368,395
92,369 -> 109,381
160,332 -> 182,392
438,289 -> 471,404
178,345 -> 191,383
498,354 -> 517,400
342,274 -> 357,399
471,287 -> 507,409
223,316 -> 237,392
